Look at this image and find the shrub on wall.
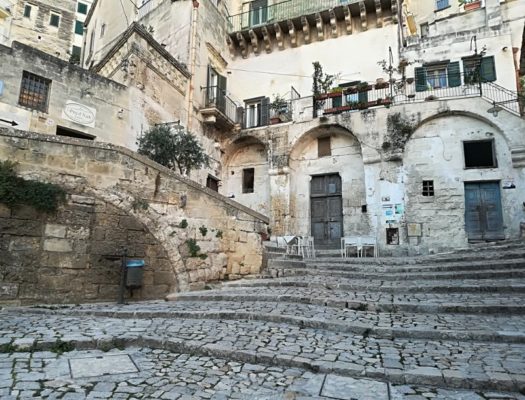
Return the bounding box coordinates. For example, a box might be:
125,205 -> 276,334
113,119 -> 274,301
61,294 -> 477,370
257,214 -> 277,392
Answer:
0,161 -> 66,212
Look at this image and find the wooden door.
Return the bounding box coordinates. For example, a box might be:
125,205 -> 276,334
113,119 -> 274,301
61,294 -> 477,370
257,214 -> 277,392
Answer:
311,174 -> 343,247
464,182 -> 504,241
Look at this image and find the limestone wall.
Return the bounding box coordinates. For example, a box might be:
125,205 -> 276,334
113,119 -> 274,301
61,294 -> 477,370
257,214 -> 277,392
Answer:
0,128 -> 268,305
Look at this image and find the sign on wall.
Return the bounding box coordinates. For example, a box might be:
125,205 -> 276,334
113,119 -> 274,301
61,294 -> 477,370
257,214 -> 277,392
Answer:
61,101 -> 96,128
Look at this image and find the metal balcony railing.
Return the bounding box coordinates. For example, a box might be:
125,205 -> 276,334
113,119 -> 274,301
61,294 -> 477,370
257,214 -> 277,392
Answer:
227,0 -> 362,33
204,86 -> 241,125
315,73 -> 523,117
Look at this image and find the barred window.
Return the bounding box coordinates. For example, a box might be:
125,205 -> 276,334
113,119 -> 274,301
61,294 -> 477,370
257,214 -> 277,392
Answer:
422,180 -> 435,197
18,71 -> 51,112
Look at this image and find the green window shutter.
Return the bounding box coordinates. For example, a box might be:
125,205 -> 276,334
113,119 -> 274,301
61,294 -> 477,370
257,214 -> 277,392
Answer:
75,20 -> 84,35
261,97 -> 270,126
480,56 -> 496,82
447,62 -> 461,87
415,67 -> 427,92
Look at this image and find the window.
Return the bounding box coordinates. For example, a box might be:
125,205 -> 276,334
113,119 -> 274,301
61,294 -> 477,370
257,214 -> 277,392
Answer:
249,0 -> 268,27
100,23 -> 106,38
415,62 -> 460,91
420,23 -> 429,38
49,13 -> 60,27
463,56 -> 496,84
56,126 -> 94,140
436,0 -> 449,10
18,71 -> 51,112
206,175 -> 219,192
422,180 -> 435,196
464,140 -> 497,168
242,168 -> 255,193
77,2 -> 88,14
244,97 -> 269,128
75,20 -> 84,35
318,137 -> 331,157
70,45 -> 81,64
386,228 -> 399,245
23,4 -> 31,18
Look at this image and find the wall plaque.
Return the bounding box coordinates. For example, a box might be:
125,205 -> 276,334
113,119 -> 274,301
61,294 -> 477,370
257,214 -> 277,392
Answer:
62,101 -> 96,127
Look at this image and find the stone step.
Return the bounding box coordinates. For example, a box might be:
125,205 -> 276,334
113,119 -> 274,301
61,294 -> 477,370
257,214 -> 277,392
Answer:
296,258 -> 525,272
269,267 -> 525,281
221,276 -> 525,293
170,290 -> 525,315
2,309 -> 524,393
20,300 -> 525,343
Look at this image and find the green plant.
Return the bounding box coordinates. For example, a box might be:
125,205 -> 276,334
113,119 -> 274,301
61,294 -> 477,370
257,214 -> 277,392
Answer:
198,254 -> 208,260
131,198 -> 149,211
199,225 -> 208,236
384,112 -> 416,151
186,238 -> 201,257
357,82 -> 370,92
312,62 -> 335,114
270,94 -> 288,111
179,219 -> 188,229
137,125 -> 210,175
0,161 -> 66,212
215,230 -> 223,238
330,86 -> 343,94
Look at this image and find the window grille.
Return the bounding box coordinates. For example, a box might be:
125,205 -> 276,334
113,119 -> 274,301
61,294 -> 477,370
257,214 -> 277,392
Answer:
422,180 -> 435,196
18,71 -> 51,112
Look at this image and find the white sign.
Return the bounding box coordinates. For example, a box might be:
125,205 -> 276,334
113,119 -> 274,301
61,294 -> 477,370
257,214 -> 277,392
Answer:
62,101 -> 96,127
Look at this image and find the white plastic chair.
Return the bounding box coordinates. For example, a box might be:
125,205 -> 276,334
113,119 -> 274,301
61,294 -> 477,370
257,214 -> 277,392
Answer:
341,236 -> 361,258
360,236 -> 378,257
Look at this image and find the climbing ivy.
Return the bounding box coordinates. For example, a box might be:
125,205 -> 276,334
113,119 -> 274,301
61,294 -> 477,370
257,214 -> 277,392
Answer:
0,161 -> 66,213
383,113 -> 416,152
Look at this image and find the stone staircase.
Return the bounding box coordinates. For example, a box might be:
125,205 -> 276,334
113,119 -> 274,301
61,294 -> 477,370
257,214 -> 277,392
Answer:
164,242 -> 525,394
2,241 -> 525,398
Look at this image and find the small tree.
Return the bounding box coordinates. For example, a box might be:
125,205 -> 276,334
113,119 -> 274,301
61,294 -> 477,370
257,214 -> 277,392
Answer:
312,62 -> 335,116
137,125 -> 210,175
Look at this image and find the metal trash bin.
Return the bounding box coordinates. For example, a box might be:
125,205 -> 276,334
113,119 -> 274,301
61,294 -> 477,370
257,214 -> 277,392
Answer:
126,259 -> 144,288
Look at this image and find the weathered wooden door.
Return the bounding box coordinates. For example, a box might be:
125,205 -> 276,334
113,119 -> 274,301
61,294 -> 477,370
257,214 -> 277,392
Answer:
311,174 -> 343,247
464,182 -> 504,241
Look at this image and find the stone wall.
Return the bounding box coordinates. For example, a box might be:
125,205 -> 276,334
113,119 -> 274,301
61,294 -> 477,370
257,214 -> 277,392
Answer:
0,127 -> 268,305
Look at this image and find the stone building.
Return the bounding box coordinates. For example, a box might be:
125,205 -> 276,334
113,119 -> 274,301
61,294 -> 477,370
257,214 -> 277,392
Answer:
0,0 -> 92,61
2,0 -> 525,256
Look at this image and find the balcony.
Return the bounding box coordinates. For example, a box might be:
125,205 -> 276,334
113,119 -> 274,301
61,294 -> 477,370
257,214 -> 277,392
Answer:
227,0 -> 397,56
239,74 -> 523,132
200,86 -> 242,130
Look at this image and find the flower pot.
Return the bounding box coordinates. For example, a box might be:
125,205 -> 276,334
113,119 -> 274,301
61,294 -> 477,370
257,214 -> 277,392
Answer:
270,117 -> 281,125
464,1 -> 481,11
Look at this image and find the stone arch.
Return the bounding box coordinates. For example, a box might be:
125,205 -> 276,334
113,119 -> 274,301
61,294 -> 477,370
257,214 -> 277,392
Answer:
403,110 -> 519,252
287,124 -> 368,240
222,135 -> 270,215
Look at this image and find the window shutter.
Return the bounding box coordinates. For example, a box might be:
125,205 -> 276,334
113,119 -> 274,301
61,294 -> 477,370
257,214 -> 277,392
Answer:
358,90 -> 368,104
260,97 -> 270,126
447,62 -> 461,87
480,56 -> 496,82
415,67 -> 427,92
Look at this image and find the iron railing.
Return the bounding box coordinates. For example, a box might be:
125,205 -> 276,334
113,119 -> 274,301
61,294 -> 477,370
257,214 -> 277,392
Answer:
227,0 -> 362,33
204,86 -> 241,125
315,73 -> 523,117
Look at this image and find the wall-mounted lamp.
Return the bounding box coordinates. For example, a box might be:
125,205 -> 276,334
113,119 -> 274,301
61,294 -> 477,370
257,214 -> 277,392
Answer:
487,102 -> 503,117
80,88 -> 93,98
502,46 -> 508,52
117,109 -> 124,119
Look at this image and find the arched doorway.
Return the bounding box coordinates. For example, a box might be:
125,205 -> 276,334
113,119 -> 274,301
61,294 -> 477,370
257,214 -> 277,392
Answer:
289,125 -> 366,248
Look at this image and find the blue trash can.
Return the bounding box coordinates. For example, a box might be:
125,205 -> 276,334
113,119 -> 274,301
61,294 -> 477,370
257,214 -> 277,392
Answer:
126,259 -> 145,288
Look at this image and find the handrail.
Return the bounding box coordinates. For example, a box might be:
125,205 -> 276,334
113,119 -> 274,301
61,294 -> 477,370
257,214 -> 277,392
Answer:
481,81 -> 523,116
227,0 -> 362,33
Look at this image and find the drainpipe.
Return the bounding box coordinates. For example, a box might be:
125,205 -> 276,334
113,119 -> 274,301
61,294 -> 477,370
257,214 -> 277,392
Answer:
187,0 -> 199,132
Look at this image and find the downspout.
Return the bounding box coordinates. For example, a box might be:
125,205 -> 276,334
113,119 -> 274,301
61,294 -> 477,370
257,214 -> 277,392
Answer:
187,0 -> 199,132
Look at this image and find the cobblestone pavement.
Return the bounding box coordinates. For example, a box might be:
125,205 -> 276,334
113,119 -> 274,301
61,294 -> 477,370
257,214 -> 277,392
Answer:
1,245 -> 525,399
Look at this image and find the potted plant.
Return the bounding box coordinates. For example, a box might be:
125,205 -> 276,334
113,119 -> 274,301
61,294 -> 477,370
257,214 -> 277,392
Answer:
460,0 -> 482,11
357,82 -> 371,92
270,94 -> 289,124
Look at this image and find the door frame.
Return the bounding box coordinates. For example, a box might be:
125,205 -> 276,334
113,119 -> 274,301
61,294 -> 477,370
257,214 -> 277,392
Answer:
309,172 -> 343,247
464,180 -> 505,241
